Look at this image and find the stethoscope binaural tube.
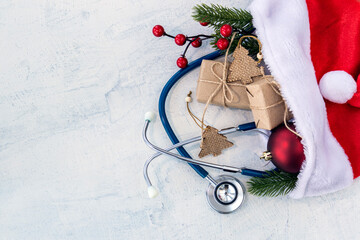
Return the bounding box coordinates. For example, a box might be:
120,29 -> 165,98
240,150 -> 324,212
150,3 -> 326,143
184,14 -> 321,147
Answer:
143,115 -> 270,196
143,120 -> 242,172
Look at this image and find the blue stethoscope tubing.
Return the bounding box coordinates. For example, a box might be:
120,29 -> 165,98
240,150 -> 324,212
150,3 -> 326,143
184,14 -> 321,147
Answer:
158,50 -> 267,179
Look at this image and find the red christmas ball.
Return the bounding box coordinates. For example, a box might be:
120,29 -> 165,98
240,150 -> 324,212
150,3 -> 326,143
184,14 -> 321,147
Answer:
175,34 -> 186,46
191,37 -> 202,48
220,24 -> 233,37
176,57 -> 188,68
200,21 -> 209,26
267,124 -> 305,173
152,25 -> 164,37
216,38 -> 229,50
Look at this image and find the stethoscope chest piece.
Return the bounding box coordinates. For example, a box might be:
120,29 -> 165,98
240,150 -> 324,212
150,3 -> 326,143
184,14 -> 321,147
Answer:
206,175 -> 245,214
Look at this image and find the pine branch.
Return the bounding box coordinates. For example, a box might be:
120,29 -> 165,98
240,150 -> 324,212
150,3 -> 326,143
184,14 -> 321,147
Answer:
192,4 -> 259,57
192,4 -> 253,30
247,171 -> 298,197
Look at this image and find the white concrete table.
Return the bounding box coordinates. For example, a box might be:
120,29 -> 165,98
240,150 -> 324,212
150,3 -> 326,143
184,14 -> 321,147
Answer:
1,0 -> 359,239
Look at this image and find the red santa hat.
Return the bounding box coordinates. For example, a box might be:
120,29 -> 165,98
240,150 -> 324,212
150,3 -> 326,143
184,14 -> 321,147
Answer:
249,0 -> 360,198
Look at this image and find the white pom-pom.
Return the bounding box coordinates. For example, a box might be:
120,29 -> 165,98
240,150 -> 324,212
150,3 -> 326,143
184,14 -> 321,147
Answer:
145,111 -> 156,122
319,71 -> 356,104
185,96 -> 192,102
147,186 -> 159,198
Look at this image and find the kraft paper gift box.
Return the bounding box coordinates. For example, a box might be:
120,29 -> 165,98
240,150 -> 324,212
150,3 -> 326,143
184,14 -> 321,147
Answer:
196,60 -> 251,109
246,75 -> 291,130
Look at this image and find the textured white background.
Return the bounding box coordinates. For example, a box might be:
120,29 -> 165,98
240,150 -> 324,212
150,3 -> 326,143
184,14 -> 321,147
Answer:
1,0 -> 360,239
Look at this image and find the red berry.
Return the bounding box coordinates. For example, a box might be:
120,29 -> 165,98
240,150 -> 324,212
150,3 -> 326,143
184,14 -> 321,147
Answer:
200,22 -> 209,26
220,24 -> 233,37
191,37 -> 202,48
177,57 -> 188,68
152,25 -> 164,37
216,38 -> 229,50
175,34 -> 186,46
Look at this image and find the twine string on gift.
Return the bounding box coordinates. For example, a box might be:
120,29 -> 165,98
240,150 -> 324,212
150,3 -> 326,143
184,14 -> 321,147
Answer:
198,78 -> 246,106
200,33 -> 238,132
209,62 -> 235,105
249,77 -> 302,138
249,77 -> 284,111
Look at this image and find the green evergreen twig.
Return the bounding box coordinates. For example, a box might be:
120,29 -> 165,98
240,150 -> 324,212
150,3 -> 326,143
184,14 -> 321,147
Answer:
192,4 -> 259,56
192,4 -> 253,29
248,171 -> 298,197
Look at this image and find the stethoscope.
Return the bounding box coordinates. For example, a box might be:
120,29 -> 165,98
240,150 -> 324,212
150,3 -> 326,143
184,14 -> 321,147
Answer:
143,50 -> 273,214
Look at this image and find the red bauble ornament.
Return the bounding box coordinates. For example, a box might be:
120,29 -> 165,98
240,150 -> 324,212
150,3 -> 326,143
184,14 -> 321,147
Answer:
220,24 -> 233,37
176,57 -> 188,68
191,37 -> 202,48
175,34 -> 186,46
265,124 -> 305,173
216,38 -> 229,50
200,21 -> 209,26
152,25 -> 164,37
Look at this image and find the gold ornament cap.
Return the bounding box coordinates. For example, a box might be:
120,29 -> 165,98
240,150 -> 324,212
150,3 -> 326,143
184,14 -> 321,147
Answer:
260,151 -> 272,161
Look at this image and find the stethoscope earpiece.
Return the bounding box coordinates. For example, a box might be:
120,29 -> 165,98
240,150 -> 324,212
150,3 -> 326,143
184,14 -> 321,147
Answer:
147,185 -> 159,198
145,111 -> 156,122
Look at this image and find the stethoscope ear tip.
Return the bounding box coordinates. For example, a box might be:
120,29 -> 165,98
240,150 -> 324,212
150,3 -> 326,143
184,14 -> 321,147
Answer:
145,111 -> 156,122
147,185 -> 159,198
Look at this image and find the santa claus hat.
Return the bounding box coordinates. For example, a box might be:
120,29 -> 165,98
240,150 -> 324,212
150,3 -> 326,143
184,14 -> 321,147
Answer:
249,0 -> 360,198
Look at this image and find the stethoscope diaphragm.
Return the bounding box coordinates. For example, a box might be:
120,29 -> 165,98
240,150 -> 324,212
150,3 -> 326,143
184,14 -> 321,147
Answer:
206,175 -> 245,214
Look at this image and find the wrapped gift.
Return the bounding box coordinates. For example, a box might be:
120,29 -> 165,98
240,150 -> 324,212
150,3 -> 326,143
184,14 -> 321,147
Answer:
246,75 -> 291,130
196,60 -> 251,109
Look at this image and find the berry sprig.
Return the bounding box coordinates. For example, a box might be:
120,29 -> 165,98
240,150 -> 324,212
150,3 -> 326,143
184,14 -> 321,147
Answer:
152,24 -> 214,68
152,11 -> 257,69
192,4 -> 260,56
